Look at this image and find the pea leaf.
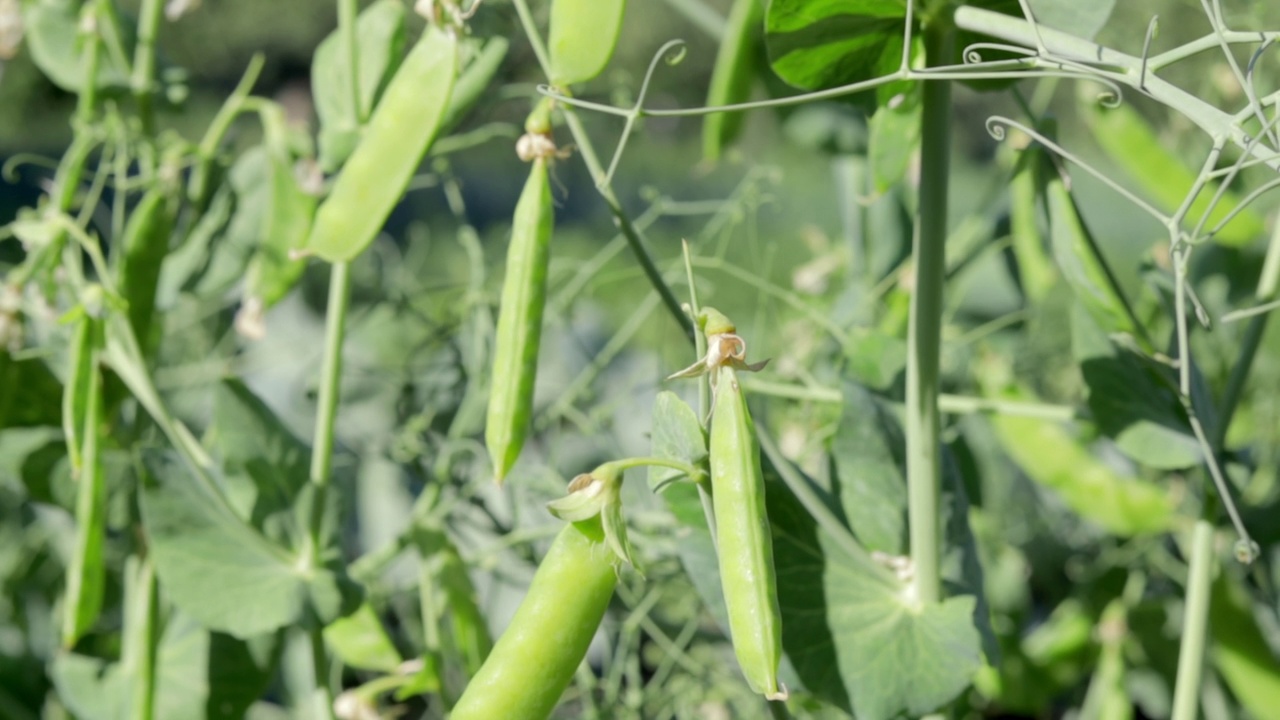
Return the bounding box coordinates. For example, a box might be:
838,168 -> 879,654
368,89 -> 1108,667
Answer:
52,613 -> 279,720
766,0 -> 910,94
1082,100 -> 1266,247
647,391 -> 707,491
765,448 -> 983,720
980,379 -> 1174,535
868,86 -> 922,192
311,0 -> 407,171
23,0 -> 131,92
1071,307 -> 1202,469
324,603 -> 402,673
830,383 -> 906,555
1210,573 -> 1280,720
141,450 -> 309,638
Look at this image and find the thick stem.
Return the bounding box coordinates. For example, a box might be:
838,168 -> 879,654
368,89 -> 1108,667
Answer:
304,261 -> 350,720
905,25 -> 954,608
131,0 -> 165,139
1171,519 -> 1215,720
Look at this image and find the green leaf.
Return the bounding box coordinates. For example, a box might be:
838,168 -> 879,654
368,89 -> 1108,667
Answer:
547,0 -> 627,86
647,391 -> 707,491
767,464 -> 983,719
1072,308 -> 1202,469
1026,0 -> 1116,40
765,0 -> 909,93
243,144 -> 315,311
981,378 -> 1174,534
23,0 -> 131,93
868,86 -> 921,192
830,383 -> 906,554
1083,101 -> 1266,247
0,353 -> 64,429
213,379 -> 309,523
1210,573 -> 1280,720
312,0 -> 408,171
324,603 -> 402,673
141,451 -> 308,638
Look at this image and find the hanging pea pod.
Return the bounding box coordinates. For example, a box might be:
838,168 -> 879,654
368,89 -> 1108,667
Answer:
115,183 -> 176,354
62,315 -> 107,648
710,364 -> 786,700
451,465 -> 627,720
548,0 -> 626,86
485,145 -> 554,482
305,24 -> 458,262
439,36 -> 510,135
703,0 -> 763,163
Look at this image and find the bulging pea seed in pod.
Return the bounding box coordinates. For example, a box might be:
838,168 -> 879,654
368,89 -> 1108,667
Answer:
485,156 -> 554,482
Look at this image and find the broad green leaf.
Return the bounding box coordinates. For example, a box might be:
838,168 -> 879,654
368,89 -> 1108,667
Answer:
52,614 -> 280,720
766,0 -> 912,96
767,458 -> 982,719
324,603 -> 402,673
312,0 -> 408,171
1083,101 -> 1266,247
1026,0 -> 1116,40
981,378 -> 1174,534
868,86 -> 921,192
647,391 -> 707,491
1072,307 -> 1202,469
830,383 -> 906,554
1210,574 -> 1280,720
547,0 -> 626,86
213,379 -> 309,516
141,451 -> 307,638
244,119 -> 317,311
23,0 -> 130,92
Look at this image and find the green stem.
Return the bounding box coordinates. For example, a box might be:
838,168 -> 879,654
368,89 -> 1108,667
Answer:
1171,519 -> 1215,720
309,625 -> 335,720
77,3 -> 104,123
130,0 -> 165,141
126,558 -> 159,720
603,456 -> 702,479
305,262 -> 350,720
510,0 -> 693,342
681,240 -> 718,541
905,24 -> 954,608
338,0 -> 363,123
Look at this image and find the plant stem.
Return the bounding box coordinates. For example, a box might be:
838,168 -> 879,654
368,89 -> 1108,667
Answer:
77,3 -> 104,123
1171,518 -> 1215,720
681,241 -> 719,542
509,0 -> 693,341
905,24 -> 954,608
305,261 -> 351,720
605,456 -> 702,479
130,0 -> 165,141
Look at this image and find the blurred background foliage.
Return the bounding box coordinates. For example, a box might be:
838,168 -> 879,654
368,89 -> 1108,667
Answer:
3,0 -> 1280,718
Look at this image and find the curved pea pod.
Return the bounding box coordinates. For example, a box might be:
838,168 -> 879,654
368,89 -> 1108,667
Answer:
305,25 -> 458,263
548,0 -> 626,86
710,365 -> 785,700
449,515 -> 617,720
439,36 -> 510,135
116,187 -> 176,352
485,158 -> 553,482
702,0 -> 763,163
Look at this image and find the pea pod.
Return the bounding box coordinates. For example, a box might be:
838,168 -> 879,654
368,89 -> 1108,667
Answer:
485,157 -> 553,482
710,364 -> 785,700
702,0 -> 763,163
62,317 -> 106,648
450,515 -> 617,720
548,0 -> 626,86
116,186 -> 176,352
305,25 -> 458,262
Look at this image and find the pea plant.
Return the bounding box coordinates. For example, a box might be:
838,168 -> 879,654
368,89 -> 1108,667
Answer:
1,0 -> 1279,718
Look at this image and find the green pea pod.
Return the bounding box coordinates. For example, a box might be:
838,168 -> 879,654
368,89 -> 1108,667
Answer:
116,187 -> 176,352
710,365 -> 785,700
62,314 -> 96,475
485,158 -> 553,482
306,26 -> 458,262
62,317 -> 106,648
548,0 -> 626,86
439,36 -> 510,135
702,0 -> 763,163
450,516 -> 617,720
